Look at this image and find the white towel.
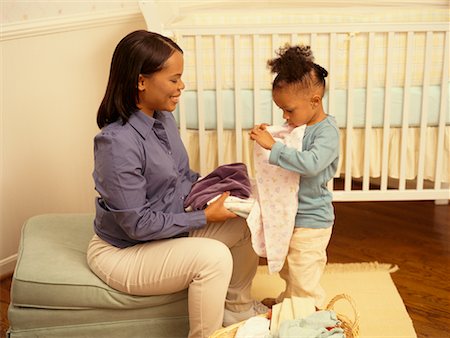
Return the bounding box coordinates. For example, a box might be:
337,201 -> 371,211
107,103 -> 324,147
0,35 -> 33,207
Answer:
206,194 -> 255,218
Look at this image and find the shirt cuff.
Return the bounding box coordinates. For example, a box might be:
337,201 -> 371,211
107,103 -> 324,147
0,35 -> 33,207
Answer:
269,141 -> 285,165
173,210 -> 206,230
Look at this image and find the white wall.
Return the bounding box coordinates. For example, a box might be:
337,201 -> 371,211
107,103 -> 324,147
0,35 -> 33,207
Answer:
0,6 -> 146,276
2,0 -> 140,24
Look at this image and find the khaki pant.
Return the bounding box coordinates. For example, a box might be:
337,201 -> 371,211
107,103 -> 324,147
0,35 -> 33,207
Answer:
276,226 -> 333,308
87,217 -> 258,338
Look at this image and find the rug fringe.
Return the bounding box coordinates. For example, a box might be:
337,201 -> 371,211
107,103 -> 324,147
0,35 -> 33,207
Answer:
325,262 -> 399,273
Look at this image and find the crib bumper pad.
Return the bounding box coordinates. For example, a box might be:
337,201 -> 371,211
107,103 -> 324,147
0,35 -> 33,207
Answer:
175,86 -> 449,130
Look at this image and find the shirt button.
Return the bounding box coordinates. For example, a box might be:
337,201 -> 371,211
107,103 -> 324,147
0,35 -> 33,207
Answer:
168,151 -> 172,155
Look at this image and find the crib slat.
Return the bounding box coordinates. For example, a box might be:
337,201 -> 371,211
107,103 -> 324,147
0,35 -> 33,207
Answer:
290,33 -> 297,45
363,32 -> 375,191
234,35 -> 242,162
327,33 -> 337,192
214,35 -> 224,166
416,31 -> 433,190
253,34 -> 260,126
310,33 -> 317,51
344,32 -> 355,192
195,35 -> 206,175
178,94 -> 187,144
327,38 -> 336,121
176,33 -> 187,145
271,34 -> 282,125
398,32 -> 414,190
434,30 -> 449,190
381,32 -> 394,191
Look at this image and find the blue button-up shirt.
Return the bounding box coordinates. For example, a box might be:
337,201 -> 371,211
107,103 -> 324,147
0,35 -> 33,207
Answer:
93,110 -> 206,248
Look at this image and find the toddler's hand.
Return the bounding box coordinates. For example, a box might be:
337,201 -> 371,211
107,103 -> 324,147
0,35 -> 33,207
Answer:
249,124 -> 276,150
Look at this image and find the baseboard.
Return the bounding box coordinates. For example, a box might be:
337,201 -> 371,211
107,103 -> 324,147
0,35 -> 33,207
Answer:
1,9 -> 143,41
0,254 -> 17,279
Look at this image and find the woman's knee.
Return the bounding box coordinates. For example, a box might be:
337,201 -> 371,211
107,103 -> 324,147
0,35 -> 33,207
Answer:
196,239 -> 233,280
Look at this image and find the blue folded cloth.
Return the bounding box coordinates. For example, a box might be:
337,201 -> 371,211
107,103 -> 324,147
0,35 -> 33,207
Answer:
277,310 -> 345,338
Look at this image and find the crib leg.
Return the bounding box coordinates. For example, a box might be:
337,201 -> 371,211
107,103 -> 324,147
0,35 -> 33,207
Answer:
434,199 -> 449,205
434,183 -> 449,205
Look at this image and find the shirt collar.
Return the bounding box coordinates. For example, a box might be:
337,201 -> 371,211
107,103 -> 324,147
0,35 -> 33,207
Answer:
128,110 -> 164,140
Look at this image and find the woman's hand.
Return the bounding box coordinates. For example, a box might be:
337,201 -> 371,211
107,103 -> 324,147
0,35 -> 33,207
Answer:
249,124 -> 276,150
204,191 -> 238,222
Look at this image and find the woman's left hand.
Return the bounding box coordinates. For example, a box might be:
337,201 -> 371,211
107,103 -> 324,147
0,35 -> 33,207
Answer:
204,191 -> 238,222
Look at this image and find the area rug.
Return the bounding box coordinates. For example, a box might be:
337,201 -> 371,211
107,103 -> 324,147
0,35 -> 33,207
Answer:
251,262 -> 417,338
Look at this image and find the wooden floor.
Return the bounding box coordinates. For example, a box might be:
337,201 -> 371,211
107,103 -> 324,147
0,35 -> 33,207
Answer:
327,201 -> 450,338
1,201 -> 449,337
0,275 -> 11,338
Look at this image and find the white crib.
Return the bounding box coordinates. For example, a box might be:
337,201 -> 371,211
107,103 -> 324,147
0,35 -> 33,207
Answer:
140,0 -> 450,202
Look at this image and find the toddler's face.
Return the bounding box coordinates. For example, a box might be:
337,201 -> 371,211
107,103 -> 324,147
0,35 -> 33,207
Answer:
272,84 -> 319,127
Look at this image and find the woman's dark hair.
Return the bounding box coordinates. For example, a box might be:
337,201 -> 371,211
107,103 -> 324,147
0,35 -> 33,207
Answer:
268,44 -> 328,92
97,30 -> 183,128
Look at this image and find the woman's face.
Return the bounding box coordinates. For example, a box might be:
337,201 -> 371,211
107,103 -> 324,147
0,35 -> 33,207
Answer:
137,50 -> 185,117
272,84 -> 323,127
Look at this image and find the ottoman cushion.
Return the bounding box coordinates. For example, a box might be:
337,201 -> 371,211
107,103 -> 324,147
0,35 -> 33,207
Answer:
12,214 -> 188,310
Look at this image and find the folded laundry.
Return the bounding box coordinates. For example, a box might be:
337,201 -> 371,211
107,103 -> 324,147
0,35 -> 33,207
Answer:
235,315 -> 270,338
271,296 -> 316,336
207,195 -> 255,218
277,310 -> 345,338
184,162 -> 252,210
229,296 -> 344,338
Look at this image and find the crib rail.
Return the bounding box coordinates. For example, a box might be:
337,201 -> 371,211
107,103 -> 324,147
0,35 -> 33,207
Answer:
171,22 -> 449,202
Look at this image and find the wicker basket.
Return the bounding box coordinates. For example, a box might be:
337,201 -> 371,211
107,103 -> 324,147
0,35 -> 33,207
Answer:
210,293 -> 359,338
209,313 -> 270,338
325,293 -> 360,338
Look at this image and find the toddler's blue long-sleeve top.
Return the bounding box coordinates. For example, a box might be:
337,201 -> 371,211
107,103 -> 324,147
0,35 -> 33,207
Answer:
269,116 -> 340,228
93,110 -> 206,248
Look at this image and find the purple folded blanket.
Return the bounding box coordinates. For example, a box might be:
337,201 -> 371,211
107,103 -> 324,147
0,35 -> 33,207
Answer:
184,163 -> 252,210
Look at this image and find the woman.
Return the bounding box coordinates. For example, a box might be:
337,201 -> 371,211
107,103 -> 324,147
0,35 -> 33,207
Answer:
87,30 -> 263,338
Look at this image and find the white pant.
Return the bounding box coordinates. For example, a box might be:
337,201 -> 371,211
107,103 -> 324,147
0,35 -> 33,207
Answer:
87,217 -> 258,338
276,226 -> 333,308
